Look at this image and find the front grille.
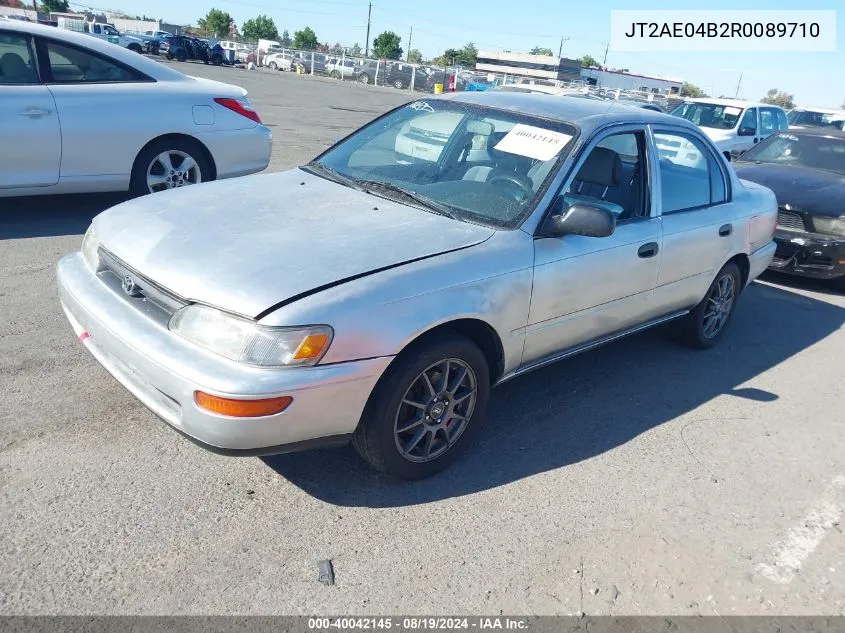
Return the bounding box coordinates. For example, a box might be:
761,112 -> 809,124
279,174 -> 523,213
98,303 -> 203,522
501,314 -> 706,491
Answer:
776,210 -> 807,232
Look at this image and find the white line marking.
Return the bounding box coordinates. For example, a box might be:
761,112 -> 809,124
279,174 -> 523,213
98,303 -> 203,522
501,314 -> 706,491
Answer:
757,475 -> 845,584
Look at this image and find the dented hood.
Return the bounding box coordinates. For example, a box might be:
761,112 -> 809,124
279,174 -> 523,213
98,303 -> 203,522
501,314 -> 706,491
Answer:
92,170 -> 494,318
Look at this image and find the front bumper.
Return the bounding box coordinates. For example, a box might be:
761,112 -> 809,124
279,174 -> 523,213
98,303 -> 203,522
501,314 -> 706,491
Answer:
57,252 -> 392,454
769,231 -> 845,280
196,125 -> 272,179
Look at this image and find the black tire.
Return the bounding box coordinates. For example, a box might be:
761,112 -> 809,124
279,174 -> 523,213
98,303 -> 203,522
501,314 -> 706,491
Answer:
353,332 -> 490,479
128,43 -> 142,54
667,262 -> 742,349
176,50 -> 187,63
358,73 -> 370,84
212,55 -> 222,66
268,61 -> 278,70
393,78 -> 404,89
165,53 -> 173,61
129,137 -> 212,197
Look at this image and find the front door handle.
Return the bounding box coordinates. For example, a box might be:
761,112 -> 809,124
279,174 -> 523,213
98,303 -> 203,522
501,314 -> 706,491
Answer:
637,242 -> 659,258
719,223 -> 733,237
19,107 -> 52,118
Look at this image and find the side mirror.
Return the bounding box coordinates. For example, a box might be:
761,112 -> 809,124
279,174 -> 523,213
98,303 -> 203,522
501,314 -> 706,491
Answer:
542,199 -> 616,238
737,126 -> 757,137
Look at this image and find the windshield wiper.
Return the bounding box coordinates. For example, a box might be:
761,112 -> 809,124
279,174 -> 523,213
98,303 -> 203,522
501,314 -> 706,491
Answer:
356,180 -> 459,220
300,162 -> 364,191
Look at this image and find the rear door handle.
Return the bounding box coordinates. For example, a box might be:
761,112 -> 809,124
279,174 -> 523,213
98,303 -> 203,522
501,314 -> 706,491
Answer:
19,107 -> 52,118
719,224 -> 733,237
637,242 -> 659,258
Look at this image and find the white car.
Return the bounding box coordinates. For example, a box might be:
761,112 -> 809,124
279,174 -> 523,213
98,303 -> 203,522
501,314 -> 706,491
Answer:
264,51 -> 298,72
669,98 -> 788,160
787,106 -> 845,130
0,19 -> 272,197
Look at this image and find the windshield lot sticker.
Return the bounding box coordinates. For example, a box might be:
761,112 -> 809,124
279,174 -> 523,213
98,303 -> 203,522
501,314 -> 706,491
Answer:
723,106 -> 742,116
408,101 -> 435,113
494,124 -> 573,161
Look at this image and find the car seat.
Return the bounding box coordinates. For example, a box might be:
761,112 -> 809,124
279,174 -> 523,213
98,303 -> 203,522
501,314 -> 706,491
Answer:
0,52 -> 36,84
563,147 -> 624,217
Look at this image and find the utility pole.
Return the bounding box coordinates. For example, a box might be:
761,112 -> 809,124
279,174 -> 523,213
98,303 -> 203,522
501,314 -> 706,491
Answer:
407,26 -> 412,61
601,41 -> 609,68
734,73 -> 742,98
558,37 -> 568,58
364,2 -> 372,57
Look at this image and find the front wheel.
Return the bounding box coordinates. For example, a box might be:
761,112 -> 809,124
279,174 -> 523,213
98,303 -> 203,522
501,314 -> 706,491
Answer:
668,262 -> 742,349
393,78 -> 405,89
353,332 -> 490,479
268,61 -> 278,70
130,138 -> 211,197
358,73 -> 370,84
127,43 -> 142,54
176,51 -> 187,63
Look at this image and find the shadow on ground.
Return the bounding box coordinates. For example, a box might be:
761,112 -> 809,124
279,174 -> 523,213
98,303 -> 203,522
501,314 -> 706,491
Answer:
1,193 -> 128,240
263,281 -> 844,507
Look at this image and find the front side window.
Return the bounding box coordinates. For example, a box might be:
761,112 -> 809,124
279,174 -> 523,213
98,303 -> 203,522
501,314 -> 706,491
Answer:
654,131 -> 727,213
312,100 -> 578,228
0,32 -> 39,84
760,108 -> 779,135
44,39 -> 146,83
670,102 -> 743,130
739,108 -> 758,134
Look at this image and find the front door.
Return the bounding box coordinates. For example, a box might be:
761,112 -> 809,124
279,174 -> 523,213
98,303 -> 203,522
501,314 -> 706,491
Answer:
0,31 -> 61,189
523,128 -> 663,367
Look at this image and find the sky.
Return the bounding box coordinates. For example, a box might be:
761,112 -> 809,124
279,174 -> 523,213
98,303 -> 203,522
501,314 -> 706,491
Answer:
68,0 -> 843,107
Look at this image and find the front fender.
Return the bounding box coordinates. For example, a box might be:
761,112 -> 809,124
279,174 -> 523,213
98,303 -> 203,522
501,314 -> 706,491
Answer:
259,230 -> 536,377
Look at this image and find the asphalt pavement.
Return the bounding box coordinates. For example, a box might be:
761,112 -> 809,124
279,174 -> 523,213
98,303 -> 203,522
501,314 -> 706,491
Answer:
1,65 -> 844,616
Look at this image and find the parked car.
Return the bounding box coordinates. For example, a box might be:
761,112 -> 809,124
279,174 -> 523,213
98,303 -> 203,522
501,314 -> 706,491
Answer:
324,55 -> 357,79
145,30 -> 172,40
670,98 -> 788,160
424,69 -> 467,92
160,35 -> 219,64
733,128 -> 845,291
56,92 -> 776,478
381,62 -> 429,90
264,51 -> 297,71
787,107 -> 845,130
0,20 -> 271,197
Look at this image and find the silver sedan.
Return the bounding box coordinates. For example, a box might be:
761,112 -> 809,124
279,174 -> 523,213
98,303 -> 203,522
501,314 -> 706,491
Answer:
0,19 -> 271,197
57,92 -> 777,479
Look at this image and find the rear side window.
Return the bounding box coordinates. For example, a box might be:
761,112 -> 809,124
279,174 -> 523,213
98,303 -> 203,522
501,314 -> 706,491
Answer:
0,31 -> 39,84
760,108 -> 780,135
654,131 -> 728,213
42,39 -> 148,83
775,109 -> 789,130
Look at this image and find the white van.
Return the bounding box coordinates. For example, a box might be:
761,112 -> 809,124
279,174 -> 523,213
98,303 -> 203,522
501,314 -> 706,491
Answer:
669,98 -> 789,160
787,107 -> 845,130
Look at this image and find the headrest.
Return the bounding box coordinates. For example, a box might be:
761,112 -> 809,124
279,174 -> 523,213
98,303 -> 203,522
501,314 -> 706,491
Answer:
575,147 -> 622,187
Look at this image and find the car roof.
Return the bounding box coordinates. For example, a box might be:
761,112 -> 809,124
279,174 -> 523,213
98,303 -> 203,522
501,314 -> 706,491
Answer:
0,18 -> 187,82
776,127 -> 845,139
682,97 -> 782,110
439,90 -> 696,133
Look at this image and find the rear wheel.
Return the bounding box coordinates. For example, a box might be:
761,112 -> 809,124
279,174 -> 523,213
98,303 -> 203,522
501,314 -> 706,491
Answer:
127,43 -> 142,54
358,72 -> 370,84
130,138 -> 211,197
268,61 -> 278,70
211,54 -> 222,66
668,262 -> 742,349
176,50 -> 187,63
353,332 -> 490,479
393,78 -> 405,89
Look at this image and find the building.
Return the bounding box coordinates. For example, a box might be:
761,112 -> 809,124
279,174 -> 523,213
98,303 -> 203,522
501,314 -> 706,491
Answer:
580,67 -> 682,95
476,50 -> 582,83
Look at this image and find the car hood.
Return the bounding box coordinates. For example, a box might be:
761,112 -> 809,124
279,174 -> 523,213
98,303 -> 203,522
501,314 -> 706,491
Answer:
733,162 -> 845,217
92,170 -> 495,319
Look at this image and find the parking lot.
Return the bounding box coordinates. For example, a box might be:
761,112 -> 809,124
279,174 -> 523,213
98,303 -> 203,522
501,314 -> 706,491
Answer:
1,64 -> 844,616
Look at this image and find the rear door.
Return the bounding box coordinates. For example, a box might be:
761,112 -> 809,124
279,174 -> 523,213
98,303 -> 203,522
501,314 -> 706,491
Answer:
0,30 -> 61,188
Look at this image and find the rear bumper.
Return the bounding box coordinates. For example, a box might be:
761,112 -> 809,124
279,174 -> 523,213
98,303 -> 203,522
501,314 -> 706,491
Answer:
196,125 -> 272,180
769,231 -> 845,280
747,241 -> 777,286
57,252 -> 391,453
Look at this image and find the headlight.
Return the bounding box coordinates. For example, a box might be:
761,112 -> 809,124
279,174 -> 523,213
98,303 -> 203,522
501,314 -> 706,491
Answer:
81,226 -> 99,271
168,304 -> 333,368
813,215 -> 845,237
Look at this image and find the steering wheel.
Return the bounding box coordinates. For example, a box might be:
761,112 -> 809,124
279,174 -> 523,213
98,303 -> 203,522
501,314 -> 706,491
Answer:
488,172 -> 534,200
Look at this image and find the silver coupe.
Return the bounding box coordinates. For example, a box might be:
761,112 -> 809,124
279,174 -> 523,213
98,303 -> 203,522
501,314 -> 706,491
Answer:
57,92 -> 778,479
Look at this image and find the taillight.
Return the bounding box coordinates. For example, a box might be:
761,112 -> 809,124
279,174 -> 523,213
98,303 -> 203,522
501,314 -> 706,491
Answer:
214,97 -> 261,123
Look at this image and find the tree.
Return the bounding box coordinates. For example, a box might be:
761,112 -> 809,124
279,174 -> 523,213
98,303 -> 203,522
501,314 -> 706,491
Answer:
241,15 -> 278,41
530,46 -> 554,56
40,0 -> 69,11
681,82 -> 707,98
433,42 -> 478,67
350,42 -> 362,57
407,49 -> 423,64
280,29 -> 292,47
581,54 -> 599,68
761,88 -> 795,110
293,26 -> 318,50
197,8 -> 232,39
372,30 -> 403,60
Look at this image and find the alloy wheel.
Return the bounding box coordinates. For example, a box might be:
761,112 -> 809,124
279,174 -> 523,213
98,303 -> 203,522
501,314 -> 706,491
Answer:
393,358 -> 477,463
146,150 -> 202,193
702,272 -> 736,338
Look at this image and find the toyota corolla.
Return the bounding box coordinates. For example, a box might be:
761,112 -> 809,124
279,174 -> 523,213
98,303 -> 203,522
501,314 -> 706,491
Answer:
57,93 -> 777,479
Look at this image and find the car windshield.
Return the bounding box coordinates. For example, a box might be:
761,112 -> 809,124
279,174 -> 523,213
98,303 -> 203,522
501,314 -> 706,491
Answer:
787,109 -> 845,128
670,102 -> 743,130
310,100 -> 578,229
737,132 -> 845,176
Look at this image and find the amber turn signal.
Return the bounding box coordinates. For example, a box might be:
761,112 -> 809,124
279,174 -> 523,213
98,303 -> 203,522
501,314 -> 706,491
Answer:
194,392 -> 293,417
292,333 -> 330,360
